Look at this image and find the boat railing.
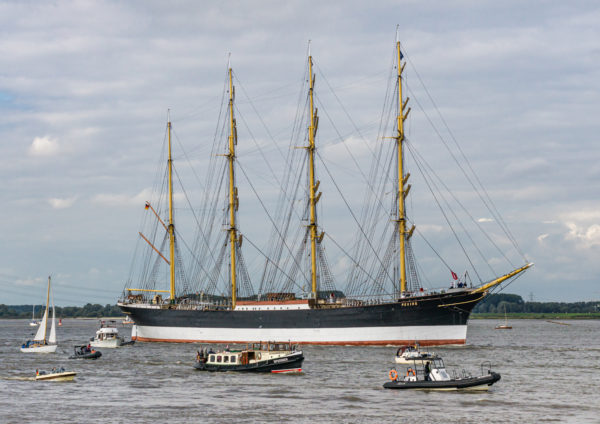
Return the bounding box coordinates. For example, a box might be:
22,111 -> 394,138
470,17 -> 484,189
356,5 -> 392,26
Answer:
480,361 -> 493,375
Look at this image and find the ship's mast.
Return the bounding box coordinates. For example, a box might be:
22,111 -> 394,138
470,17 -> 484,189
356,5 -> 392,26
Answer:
167,115 -> 176,302
227,63 -> 239,309
396,39 -> 412,294
43,276 -> 50,342
307,51 -> 321,299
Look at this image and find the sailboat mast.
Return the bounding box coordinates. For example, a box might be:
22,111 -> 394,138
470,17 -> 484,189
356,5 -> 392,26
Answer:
396,40 -> 411,294
167,116 -> 176,302
227,64 -> 239,309
308,53 -> 320,299
43,276 -> 50,342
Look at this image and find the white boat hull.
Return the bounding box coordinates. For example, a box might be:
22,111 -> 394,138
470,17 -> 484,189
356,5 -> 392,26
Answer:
90,338 -> 123,348
131,324 -> 468,345
395,357 -> 436,365
20,344 -> 57,353
35,371 -> 76,381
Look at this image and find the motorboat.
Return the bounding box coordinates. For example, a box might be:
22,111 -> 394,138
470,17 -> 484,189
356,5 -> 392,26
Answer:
21,276 -> 58,353
394,343 -> 439,364
384,358 -> 501,390
69,345 -> 102,359
35,367 -> 76,381
194,342 -> 304,373
90,320 -> 134,348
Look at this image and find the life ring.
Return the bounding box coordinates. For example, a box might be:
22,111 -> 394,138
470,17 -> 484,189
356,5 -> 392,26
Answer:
257,352 -> 261,360
389,369 -> 398,381
406,368 -> 416,377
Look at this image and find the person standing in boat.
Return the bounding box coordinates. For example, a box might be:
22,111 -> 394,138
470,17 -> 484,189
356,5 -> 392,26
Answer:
424,361 -> 431,381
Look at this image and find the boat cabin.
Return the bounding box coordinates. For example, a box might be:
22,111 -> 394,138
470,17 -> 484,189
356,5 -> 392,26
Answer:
208,353 -> 242,365
201,342 -> 297,366
94,326 -> 120,341
401,358 -> 452,382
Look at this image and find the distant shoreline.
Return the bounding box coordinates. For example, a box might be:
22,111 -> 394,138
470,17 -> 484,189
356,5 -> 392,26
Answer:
472,313 -> 600,320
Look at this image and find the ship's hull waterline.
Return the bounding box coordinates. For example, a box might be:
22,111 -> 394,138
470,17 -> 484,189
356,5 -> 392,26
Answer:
119,290 -> 481,346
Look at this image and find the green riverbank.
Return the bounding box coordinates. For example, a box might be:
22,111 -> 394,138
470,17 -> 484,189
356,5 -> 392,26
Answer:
472,312 -> 600,320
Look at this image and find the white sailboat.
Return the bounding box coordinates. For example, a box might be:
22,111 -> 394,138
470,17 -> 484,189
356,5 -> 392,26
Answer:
20,276 -> 58,353
29,305 -> 39,326
495,305 -> 512,330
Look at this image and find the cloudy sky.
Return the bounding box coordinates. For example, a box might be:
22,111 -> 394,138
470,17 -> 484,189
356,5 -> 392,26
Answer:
1,0 -> 598,305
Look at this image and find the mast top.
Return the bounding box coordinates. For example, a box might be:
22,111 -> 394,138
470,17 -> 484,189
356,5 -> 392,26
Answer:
396,25 -> 400,43
227,52 -> 231,70
308,39 -> 312,57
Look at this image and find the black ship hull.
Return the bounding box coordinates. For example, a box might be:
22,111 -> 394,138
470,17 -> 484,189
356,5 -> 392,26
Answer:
119,289 -> 484,346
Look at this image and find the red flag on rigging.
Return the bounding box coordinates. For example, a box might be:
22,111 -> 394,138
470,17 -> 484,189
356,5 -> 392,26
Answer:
451,271 -> 458,280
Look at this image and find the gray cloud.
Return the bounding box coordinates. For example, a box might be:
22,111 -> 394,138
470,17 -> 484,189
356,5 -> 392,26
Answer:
1,1 -> 599,304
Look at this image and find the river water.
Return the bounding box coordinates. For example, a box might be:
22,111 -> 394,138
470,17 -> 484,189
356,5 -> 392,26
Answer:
1,318 -> 599,423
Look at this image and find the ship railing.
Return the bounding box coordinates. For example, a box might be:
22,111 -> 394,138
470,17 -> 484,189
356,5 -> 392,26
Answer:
342,287 -> 469,305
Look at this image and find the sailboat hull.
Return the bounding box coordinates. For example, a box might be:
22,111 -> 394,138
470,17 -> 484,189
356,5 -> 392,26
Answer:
20,344 -> 57,353
120,290 -> 481,346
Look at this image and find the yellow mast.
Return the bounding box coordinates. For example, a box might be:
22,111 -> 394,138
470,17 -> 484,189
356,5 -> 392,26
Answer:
227,62 -> 239,309
396,39 -> 411,294
307,52 -> 321,299
167,115 -> 176,302
43,276 -> 50,343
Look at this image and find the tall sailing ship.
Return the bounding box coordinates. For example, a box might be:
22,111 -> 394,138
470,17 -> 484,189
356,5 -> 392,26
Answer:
118,38 -> 532,346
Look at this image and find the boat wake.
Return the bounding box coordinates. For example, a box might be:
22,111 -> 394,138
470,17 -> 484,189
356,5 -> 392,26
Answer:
2,376 -> 36,381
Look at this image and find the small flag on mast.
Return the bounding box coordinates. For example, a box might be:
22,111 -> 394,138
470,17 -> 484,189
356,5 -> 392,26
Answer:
451,271 -> 458,280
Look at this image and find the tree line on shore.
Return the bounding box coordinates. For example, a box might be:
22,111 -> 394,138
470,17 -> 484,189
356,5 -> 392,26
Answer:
473,293 -> 600,314
0,303 -> 123,318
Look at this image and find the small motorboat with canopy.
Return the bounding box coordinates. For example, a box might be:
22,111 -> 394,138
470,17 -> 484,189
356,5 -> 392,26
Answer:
384,357 -> 500,390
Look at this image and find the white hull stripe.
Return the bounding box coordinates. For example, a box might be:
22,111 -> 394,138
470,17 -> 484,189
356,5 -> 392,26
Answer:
131,324 -> 467,346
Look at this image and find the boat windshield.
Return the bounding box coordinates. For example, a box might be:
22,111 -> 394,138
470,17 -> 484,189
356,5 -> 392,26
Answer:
432,358 -> 445,369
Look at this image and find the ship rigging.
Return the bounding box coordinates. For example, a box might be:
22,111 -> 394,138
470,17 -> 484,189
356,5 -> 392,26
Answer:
119,36 -> 532,345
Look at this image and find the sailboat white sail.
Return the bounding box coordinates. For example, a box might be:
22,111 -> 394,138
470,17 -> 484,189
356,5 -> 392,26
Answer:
33,302 -> 48,341
48,293 -> 57,344
20,276 -> 58,353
